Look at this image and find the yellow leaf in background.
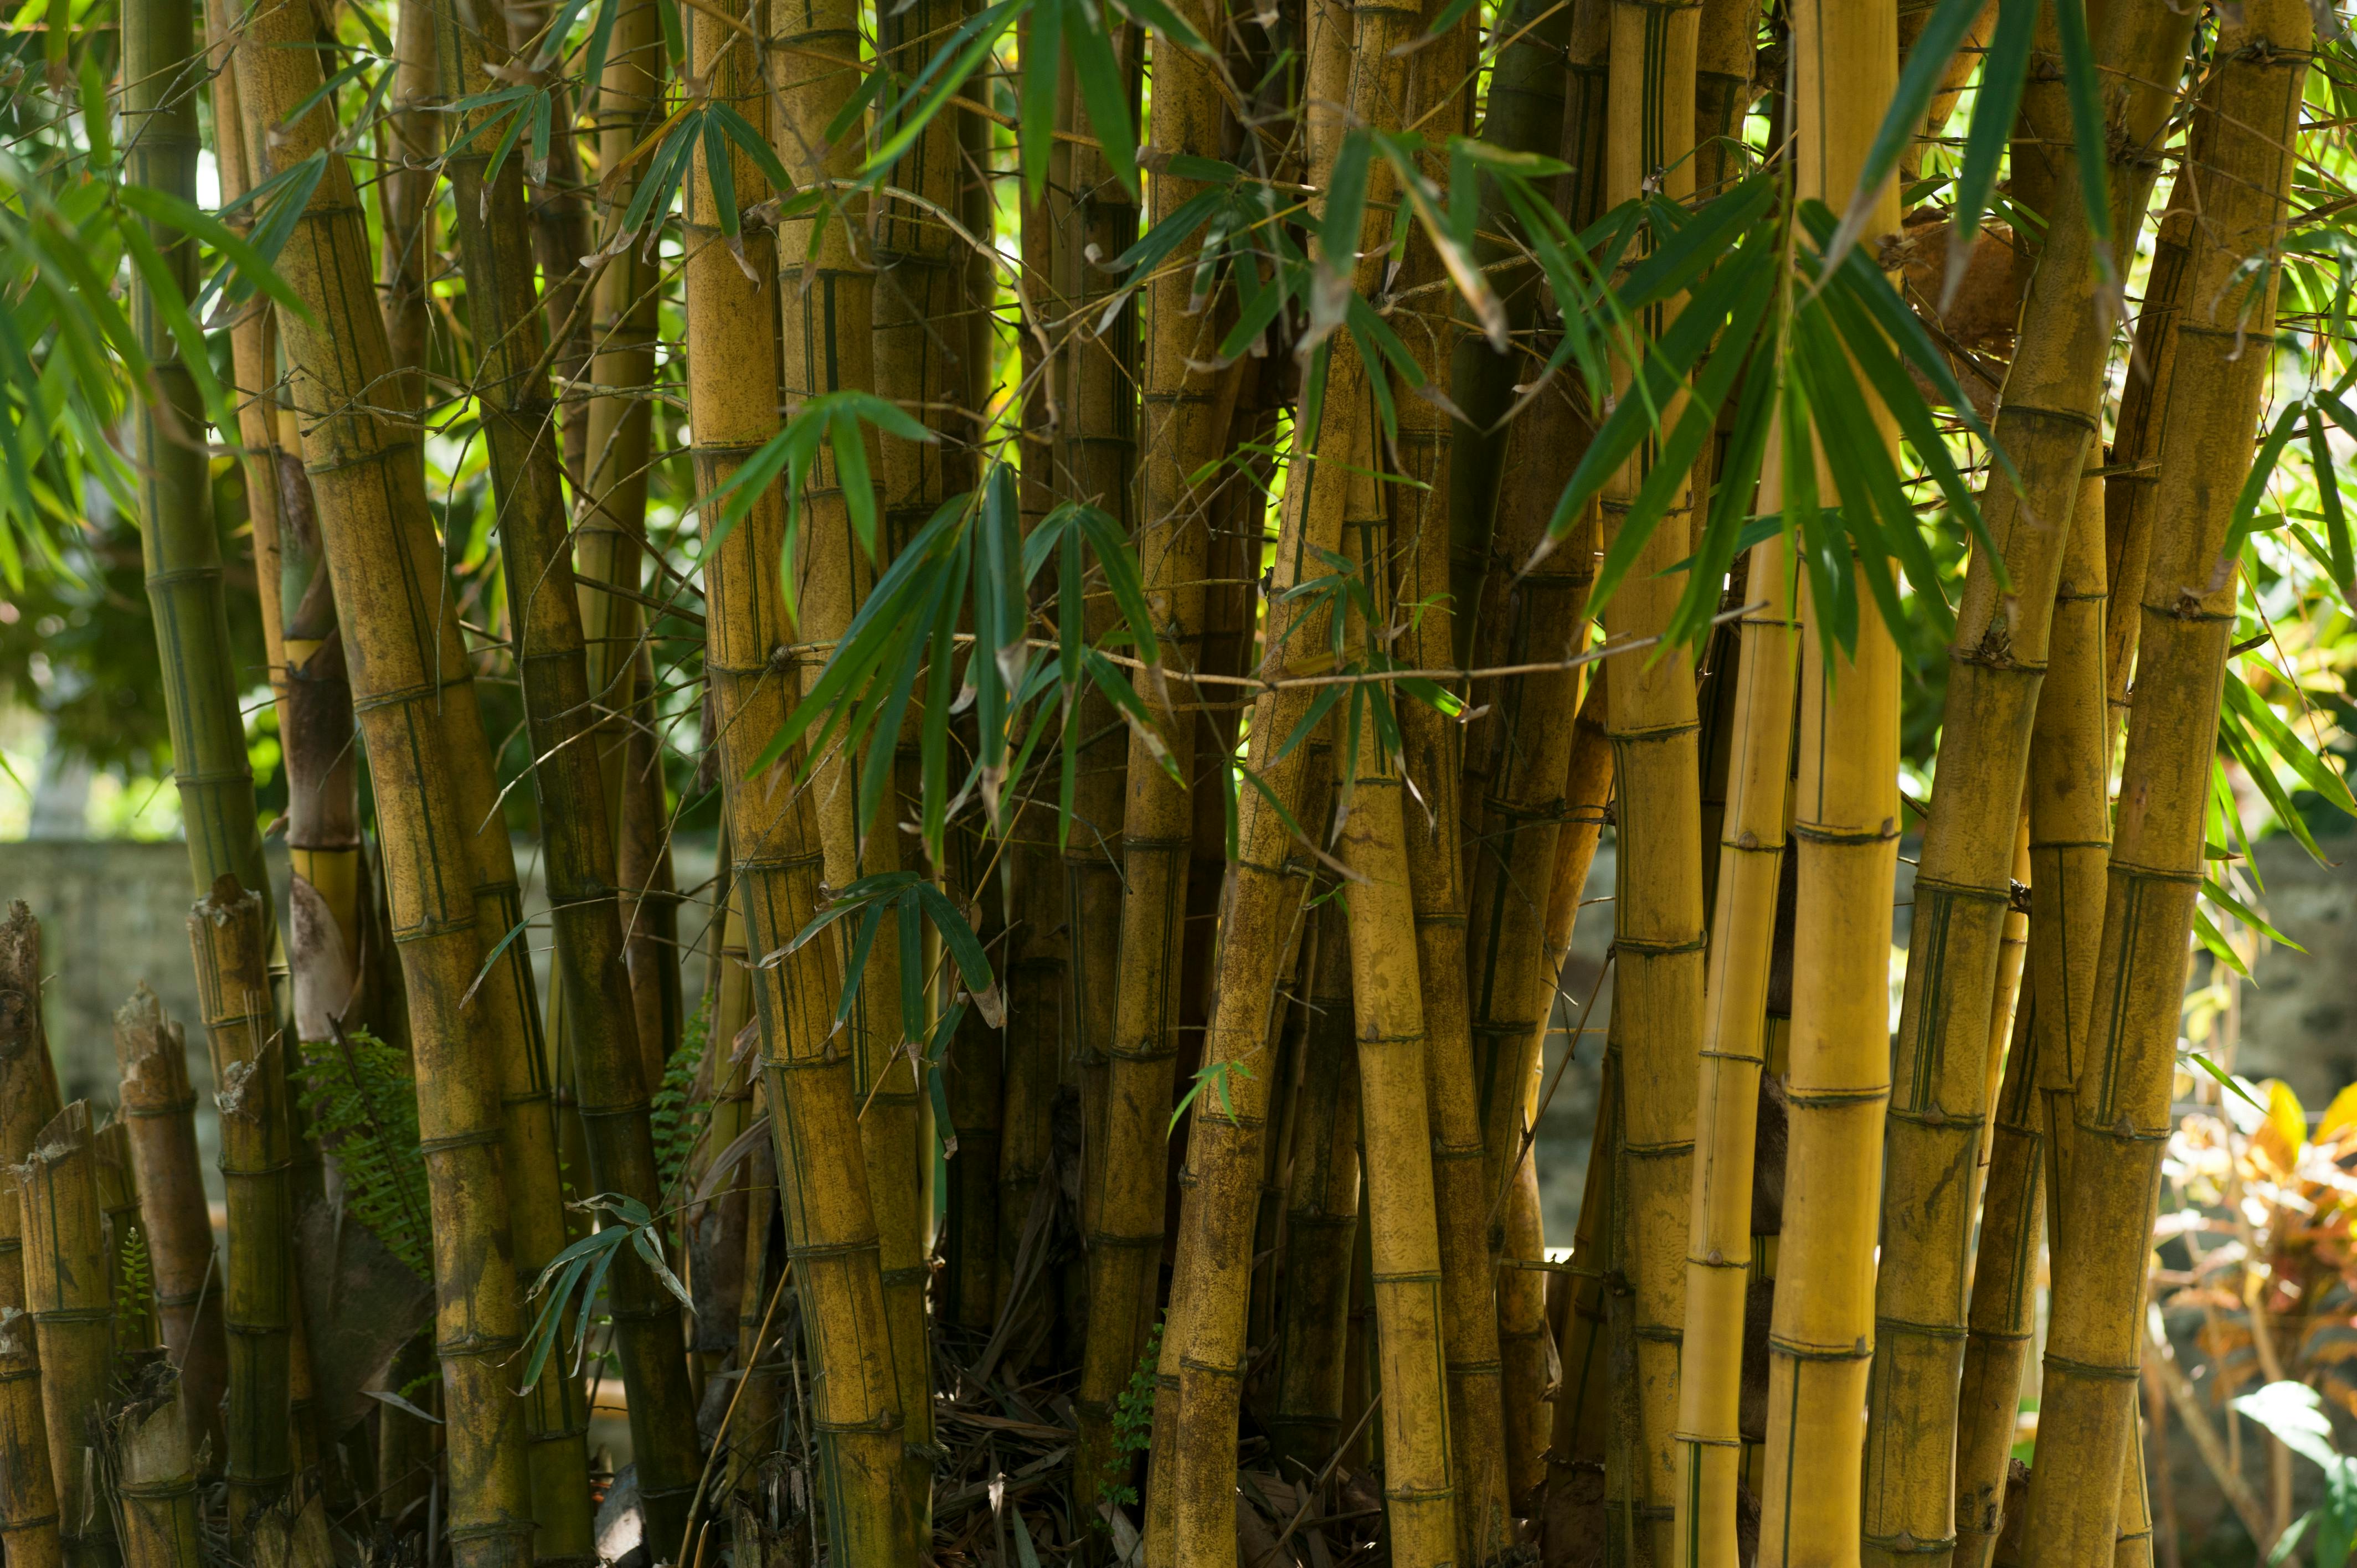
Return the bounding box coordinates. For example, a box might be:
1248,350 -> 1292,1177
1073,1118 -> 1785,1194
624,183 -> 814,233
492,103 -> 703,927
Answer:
2319,1081 -> 2357,1147
2255,1077 -> 2308,1175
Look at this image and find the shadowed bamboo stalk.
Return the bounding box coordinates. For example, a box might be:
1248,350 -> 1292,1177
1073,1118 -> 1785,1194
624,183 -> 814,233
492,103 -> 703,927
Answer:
110,1362 -> 200,1568
0,909 -> 61,1568
764,0 -> 935,1500
430,0 -> 704,1543
1268,896 -> 1363,1472
222,4 -> 550,1555
188,880 -> 293,1536
1074,0 -> 1242,1500
18,1102 -> 112,1568
685,1 -> 909,1549
2020,9 -> 2310,1554
112,988 -> 227,1470
1331,507 -> 1460,1568
1862,7 -> 2197,1555
94,1122 -> 151,1355
1672,528 -> 1798,1568
1755,1 -> 1900,1558
1383,0 -> 1512,1534
1598,1 -> 1702,1544
377,0 -> 436,411
1953,470 -> 2108,1564
575,0 -> 664,826
1144,0 -> 1393,1549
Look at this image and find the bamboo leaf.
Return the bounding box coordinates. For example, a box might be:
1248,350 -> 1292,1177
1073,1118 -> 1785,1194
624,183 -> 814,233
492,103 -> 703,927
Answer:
1066,0 -> 1139,199
1021,0 -> 1065,203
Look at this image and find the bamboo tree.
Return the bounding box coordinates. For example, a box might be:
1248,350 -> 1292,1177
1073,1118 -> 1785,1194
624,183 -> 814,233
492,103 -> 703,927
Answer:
111,988 -> 227,1471
1376,0 -> 1517,1536
0,910 -> 60,1568
1074,0 -> 1242,1497
377,0 -> 437,411
18,1101 -> 114,1568
1268,896 -> 1363,1472
1672,527 -> 1798,1568
1596,1 -> 1704,1543
2020,8 -> 2310,1554
1753,2 -> 1900,1559
764,0 -> 935,1497
109,1364 -> 201,1568
430,0 -> 706,1543
127,0 -> 271,915
222,6 -> 550,1555
683,4 -> 910,1551
1862,7 -> 2196,1556
1144,0 -> 1393,1548
1333,529 -> 1459,1567
187,879 -> 294,1536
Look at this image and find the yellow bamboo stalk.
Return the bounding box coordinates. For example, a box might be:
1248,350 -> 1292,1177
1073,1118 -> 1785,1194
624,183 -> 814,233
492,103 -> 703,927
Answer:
763,0 -> 934,1497
1754,1 -> 1900,1559
17,1103 -> 112,1568
2020,11 -> 2309,1552
1862,5 -> 2197,1556
112,988 -> 226,1469
1672,529 -> 1799,1568
0,916 -> 64,1568
1329,508 -> 1461,1568
685,4 -> 910,1549
1073,0 -> 1244,1497
222,3 -> 550,1554
377,0 -> 437,411
1597,0 -> 1704,1541
110,1363 -> 200,1568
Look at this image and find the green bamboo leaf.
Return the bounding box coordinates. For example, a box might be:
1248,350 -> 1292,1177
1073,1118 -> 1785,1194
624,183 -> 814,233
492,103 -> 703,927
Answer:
117,222 -> 230,430
218,151 -> 328,305
2309,412 -> 2351,595
2226,400 -> 2308,561
1072,503 -> 1159,664
708,102 -> 797,199
120,186 -> 309,322
1618,173 -> 1774,310
702,115 -> 740,241
831,408 -> 878,554
2202,876 -> 2304,954
867,0 -> 1024,180
1021,0 -> 1066,203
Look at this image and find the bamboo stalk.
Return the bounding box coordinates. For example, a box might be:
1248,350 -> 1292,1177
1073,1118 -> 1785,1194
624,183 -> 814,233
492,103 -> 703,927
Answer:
18,1102 -> 113,1568
1862,6 -> 2197,1555
1325,505 -> 1460,1567
112,988 -> 227,1469
1671,528 -> 1798,1568
0,909 -> 61,1568
2019,11 -> 2310,1554
221,8 -> 550,1556
1072,0 -> 1241,1490
1953,468 -> 2109,1565
1144,0 -> 1392,1549
429,0 -> 704,1544
377,0 -> 437,412
127,0 -> 271,914
1597,2 -> 1703,1546
763,0 -> 935,1497
110,1362 -> 201,1568
617,666 -> 685,1086
188,879 -> 294,1536
1268,896 -> 1363,1472
1754,2 -> 1900,1559
685,1 -> 910,1547
94,1121 -> 152,1356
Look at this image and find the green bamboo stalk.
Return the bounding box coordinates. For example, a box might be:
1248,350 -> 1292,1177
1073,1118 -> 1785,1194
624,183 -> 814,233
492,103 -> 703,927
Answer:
428,0 -> 705,1545
111,988 -> 225,1470
187,879 -> 294,1537
222,7 -> 550,1557
127,0 -> 271,915
18,1102 -> 114,1568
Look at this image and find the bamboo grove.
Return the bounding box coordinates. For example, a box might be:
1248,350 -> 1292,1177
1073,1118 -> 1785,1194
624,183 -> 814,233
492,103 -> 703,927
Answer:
5,0 -> 2357,1556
